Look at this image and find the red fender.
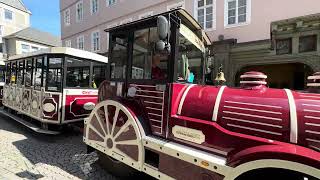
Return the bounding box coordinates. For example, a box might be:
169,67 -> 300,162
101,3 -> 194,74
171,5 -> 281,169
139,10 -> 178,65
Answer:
228,144 -> 320,170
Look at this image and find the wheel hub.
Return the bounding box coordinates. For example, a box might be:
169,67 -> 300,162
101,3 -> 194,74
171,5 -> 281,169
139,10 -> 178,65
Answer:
107,138 -> 113,149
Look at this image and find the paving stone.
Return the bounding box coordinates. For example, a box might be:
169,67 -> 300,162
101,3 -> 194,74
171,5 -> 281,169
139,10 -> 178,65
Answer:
0,115 -> 119,180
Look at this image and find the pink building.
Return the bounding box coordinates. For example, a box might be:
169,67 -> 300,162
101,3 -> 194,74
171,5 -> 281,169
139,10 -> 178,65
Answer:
60,0 -> 320,89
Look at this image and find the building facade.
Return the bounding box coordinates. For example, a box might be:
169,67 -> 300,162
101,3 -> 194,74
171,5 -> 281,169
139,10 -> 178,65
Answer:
0,0 -> 31,59
4,27 -> 61,56
60,0 -> 320,89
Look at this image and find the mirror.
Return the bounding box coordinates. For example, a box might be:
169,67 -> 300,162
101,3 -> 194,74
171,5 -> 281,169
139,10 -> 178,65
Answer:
156,16 -> 171,54
157,16 -> 169,40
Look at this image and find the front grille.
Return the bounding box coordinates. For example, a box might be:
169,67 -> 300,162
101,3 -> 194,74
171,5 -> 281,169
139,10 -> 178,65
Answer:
131,84 -> 165,135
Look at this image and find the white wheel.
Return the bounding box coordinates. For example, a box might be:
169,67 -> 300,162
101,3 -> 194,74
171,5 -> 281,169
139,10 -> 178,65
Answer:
84,100 -> 145,171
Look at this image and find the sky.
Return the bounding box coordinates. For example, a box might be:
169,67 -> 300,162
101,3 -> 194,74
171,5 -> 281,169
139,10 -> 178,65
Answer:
23,0 -> 61,37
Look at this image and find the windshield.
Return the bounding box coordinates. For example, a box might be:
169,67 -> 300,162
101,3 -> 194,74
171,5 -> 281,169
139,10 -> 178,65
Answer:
176,24 -> 205,84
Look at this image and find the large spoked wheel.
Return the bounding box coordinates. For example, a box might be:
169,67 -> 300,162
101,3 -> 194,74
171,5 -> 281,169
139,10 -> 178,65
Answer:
84,100 -> 144,177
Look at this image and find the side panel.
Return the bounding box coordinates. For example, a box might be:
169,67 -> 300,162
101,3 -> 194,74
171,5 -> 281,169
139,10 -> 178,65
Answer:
294,92 -> 320,151
62,88 -> 98,123
3,85 -> 62,124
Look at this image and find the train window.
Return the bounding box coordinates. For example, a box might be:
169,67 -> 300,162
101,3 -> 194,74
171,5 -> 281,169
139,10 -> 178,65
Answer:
0,65 -> 5,83
110,34 -> 128,79
132,27 -> 167,80
176,26 -> 204,84
11,62 -> 16,84
33,57 -> 43,90
93,62 -> 107,88
66,57 -> 90,88
16,60 -> 24,86
47,57 -> 62,91
5,62 -> 10,84
25,59 -> 33,87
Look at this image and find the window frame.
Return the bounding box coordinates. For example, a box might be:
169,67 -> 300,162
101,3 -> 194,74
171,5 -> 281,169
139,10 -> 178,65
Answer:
91,30 -> 100,52
64,8 -> 71,26
194,0 -> 216,30
91,0 -> 99,14
21,43 -> 30,54
224,0 -> 251,28
107,0 -> 116,7
16,60 -> 25,86
76,1 -> 84,22
46,55 -> 63,92
76,35 -> 85,50
4,9 -> 13,21
33,56 -> 44,90
24,58 -> 33,87
65,40 -> 72,47
65,56 -> 91,89
299,35 -> 317,53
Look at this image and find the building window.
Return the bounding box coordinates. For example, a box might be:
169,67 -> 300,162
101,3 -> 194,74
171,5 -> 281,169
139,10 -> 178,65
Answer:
276,38 -> 292,55
299,35 -> 317,53
31,46 -> 39,52
107,0 -> 116,6
65,40 -> 72,47
196,0 -> 216,30
139,11 -> 153,19
224,0 -> 251,27
21,44 -> 30,54
91,0 -> 99,14
0,25 -> 3,36
92,31 -> 100,51
167,1 -> 185,11
76,1 -> 83,22
64,9 -> 70,26
77,35 -> 85,50
4,9 -> 13,21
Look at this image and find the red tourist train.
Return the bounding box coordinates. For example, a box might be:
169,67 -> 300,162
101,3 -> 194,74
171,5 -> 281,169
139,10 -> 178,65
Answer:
1,47 -> 108,134
83,9 -> 320,179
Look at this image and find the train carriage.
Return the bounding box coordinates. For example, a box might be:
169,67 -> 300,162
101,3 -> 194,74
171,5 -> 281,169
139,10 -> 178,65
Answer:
1,47 -> 108,134
83,9 -> 320,180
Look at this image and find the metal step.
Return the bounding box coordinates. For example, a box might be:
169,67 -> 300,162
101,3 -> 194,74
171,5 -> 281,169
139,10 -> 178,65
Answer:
0,108 -> 60,135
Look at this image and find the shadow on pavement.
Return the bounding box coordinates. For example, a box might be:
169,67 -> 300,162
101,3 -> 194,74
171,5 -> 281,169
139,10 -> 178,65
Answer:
0,114 -> 116,179
0,113 -> 155,180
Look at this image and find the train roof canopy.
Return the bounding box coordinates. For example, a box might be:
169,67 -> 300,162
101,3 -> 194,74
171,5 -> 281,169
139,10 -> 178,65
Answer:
105,9 -> 211,45
7,47 -> 108,63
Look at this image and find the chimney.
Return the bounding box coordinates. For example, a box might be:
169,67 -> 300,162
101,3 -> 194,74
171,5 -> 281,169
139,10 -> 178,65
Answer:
240,71 -> 267,90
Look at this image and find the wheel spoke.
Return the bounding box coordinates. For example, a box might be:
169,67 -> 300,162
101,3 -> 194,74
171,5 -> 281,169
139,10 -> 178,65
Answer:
88,124 -> 105,140
115,139 -> 138,146
113,120 -> 131,140
111,107 -> 120,136
104,105 -> 110,135
94,112 -> 106,136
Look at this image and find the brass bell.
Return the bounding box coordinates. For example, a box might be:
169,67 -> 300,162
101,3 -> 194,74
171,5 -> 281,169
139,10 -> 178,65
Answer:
215,71 -> 226,82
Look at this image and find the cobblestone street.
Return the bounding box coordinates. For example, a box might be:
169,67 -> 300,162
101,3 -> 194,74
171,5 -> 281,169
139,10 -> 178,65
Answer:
0,114 -> 118,180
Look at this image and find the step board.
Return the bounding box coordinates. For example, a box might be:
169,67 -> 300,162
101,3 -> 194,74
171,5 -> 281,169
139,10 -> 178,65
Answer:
0,109 -> 60,135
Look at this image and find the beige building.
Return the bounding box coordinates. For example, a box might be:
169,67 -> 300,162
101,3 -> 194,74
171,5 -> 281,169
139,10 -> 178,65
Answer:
60,0 -> 320,89
0,0 -> 31,59
0,0 -> 61,60
4,27 -> 61,56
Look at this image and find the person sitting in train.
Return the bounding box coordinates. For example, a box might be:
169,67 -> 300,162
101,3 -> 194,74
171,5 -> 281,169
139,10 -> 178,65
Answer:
151,54 -> 166,80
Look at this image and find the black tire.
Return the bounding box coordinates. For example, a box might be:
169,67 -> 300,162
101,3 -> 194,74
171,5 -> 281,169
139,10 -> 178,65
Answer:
97,151 -> 138,179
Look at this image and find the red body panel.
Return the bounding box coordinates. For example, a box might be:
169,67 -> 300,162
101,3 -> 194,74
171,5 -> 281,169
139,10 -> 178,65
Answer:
294,92 -> 320,151
64,95 -> 98,120
168,83 -> 320,169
